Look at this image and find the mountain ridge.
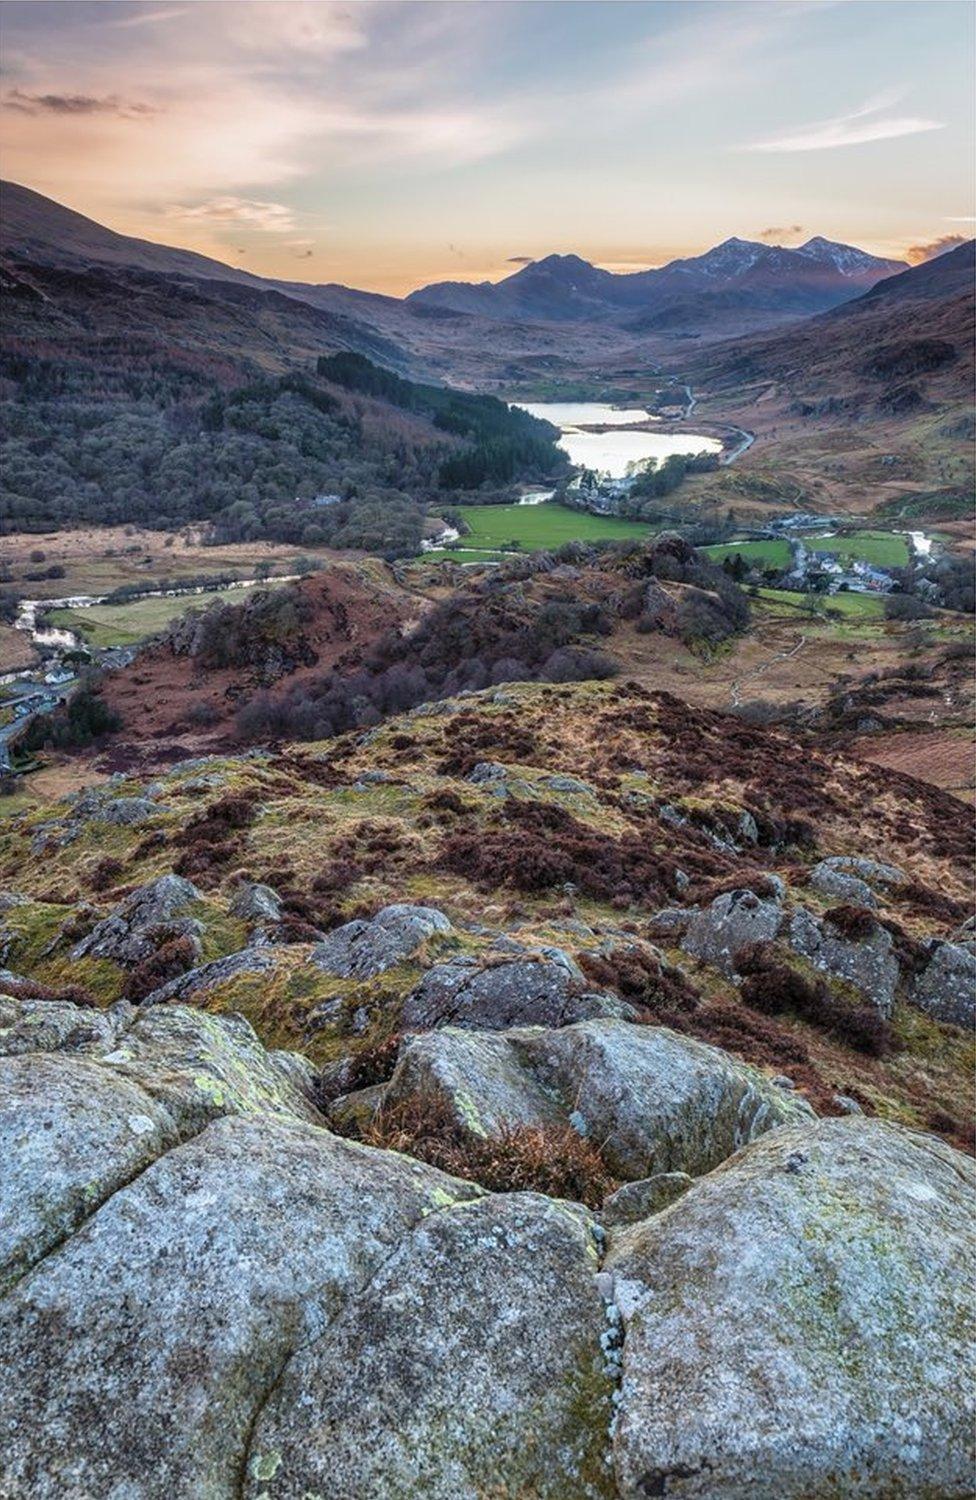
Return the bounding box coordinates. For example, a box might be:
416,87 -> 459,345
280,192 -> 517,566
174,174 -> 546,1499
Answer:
2,179 -> 905,334
408,236 -> 905,325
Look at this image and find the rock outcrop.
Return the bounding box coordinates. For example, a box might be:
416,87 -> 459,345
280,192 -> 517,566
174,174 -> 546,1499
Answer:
70,874 -> 203,966
1,1000 -> 973,1498
311,903 -> 452,979
910,939 -> 976,1028
606,1118 -> 975,1498
371,1019 -> 814,1180
401,951 -> 633,1031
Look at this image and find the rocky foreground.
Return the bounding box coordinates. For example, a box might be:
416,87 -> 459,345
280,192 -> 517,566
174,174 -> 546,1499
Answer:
1,679 -> 973,1496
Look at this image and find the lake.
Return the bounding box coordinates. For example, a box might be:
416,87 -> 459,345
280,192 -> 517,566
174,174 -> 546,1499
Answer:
515,401 -> 723,479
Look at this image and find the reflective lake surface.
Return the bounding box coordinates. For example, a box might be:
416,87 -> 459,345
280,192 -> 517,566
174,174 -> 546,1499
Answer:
516,401 -> 723,479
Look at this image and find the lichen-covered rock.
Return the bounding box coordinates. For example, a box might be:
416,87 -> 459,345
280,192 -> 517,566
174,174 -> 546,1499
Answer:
96,1005 -> 323,1135
383,1026 -> 561,1137
382,1019 -> 813,1180
518,1020 -> 813,1179
606,1118 -> 975,1499
0,1052 -> 177,1291
0,1116 -> 481,1500
143,944 -> 281,1005
0,996 -> 321,1136
0,994 -> 133,1056
601,1172 -> 693,1227
808,862 -> 878,907
311,903 -> 451,979
229,882 -> 284,924
680,888 -> 784,973
243,1192 -> 613,1500
70,874 -> 203,966
788,905 -> 899,1014
401,953 -> 633,1031
95,795 -> 167,826
910,940 -> 976,1028
814,854 -> 907,890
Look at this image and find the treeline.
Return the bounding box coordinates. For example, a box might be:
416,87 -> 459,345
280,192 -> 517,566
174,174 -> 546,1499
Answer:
317,353 -> 567,489
3,342 -> 561,555
620,452 -> 719,514
1,366 -> 440,554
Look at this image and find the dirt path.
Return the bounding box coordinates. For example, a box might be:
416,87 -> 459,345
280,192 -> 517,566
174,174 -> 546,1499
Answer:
729,632 -> 807,707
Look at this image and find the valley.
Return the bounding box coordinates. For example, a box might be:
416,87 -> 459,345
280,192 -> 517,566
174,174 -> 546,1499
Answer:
0,159 -> 973,1500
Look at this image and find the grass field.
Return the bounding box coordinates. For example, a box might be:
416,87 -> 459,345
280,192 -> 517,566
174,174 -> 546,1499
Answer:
756,587 -> 886,620
702,539 -> 792,570
443,501 -> 653,553
804,530 -> 910,568
44,580 -> 286,649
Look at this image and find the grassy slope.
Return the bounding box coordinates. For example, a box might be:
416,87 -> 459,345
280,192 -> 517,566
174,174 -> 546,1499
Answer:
451,501 -> 652,551
44,579 -> 289,649
0,679 -> 970,1143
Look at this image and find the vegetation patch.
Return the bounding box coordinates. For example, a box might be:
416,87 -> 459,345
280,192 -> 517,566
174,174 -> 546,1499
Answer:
358,1089 -> 617,1208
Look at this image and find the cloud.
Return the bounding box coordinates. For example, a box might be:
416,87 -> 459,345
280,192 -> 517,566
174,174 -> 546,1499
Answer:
758,224 -> 804,240
945,216 -> 976,223
4,89 -> 158,118
906,234 -> 969,265
506,256 -> 534,264
166,196 -> 296,232
108,7 -> 189,28
738,95 -> 944,153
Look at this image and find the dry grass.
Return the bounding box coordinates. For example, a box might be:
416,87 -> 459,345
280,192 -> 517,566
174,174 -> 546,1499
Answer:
360,1090 -> 617,1208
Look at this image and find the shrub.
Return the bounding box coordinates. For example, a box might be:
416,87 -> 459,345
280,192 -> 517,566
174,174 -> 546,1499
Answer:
89,857 -> 125,892
0,975 -> 97,1008
823,904 -> 878,941
122,935 -> 198,1002
735,940 -> 895,1057
361,1091 -> 617,1207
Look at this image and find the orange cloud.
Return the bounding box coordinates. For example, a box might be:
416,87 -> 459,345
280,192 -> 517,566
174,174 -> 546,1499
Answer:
906,234 -> 969,265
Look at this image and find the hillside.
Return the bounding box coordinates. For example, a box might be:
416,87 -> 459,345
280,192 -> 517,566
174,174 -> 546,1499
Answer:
684,241 -> 975,419
0,246 -> 565,545
50,537 -> 740,754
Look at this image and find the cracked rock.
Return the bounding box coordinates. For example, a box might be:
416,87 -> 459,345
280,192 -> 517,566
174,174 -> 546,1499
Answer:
606,1118 -> 975,1498
311,903 -> 451,980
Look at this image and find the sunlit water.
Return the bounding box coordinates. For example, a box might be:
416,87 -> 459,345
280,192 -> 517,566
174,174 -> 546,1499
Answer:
515,401 -> 722,479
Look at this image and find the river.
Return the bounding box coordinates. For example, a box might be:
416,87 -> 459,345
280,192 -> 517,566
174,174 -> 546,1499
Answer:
514,401 -> 722,479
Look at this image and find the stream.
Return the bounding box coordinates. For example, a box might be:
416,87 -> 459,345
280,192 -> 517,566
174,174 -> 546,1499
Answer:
0,575 -> 300,762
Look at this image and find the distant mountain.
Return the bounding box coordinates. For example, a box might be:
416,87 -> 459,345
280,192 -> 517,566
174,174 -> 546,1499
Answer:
683,240 -> 975,418
408,237 -> 905,328
0,180 -> 606,384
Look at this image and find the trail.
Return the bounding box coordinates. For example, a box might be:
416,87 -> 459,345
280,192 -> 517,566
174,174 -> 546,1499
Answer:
729,632 -> 806,708
678,386 -> 754,464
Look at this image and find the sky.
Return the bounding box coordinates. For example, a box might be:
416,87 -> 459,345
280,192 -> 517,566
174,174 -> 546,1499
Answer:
1,0 -> 973,294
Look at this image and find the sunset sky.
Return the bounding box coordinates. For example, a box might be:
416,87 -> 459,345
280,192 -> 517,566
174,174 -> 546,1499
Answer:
2,0 -> 973,294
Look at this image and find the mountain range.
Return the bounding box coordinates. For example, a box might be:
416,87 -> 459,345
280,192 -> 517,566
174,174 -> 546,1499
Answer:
3,179 -> 970,405
3,180 -> 904,343
679,240 -> 975,416
406,238 -> 905,326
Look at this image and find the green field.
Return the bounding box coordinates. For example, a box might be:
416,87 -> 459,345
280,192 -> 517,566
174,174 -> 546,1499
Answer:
804,530 -> 910,568
756,587 -> 886,620
45,579 -> 286,649
438,501 -> 653,555
702,539 -> 792,570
